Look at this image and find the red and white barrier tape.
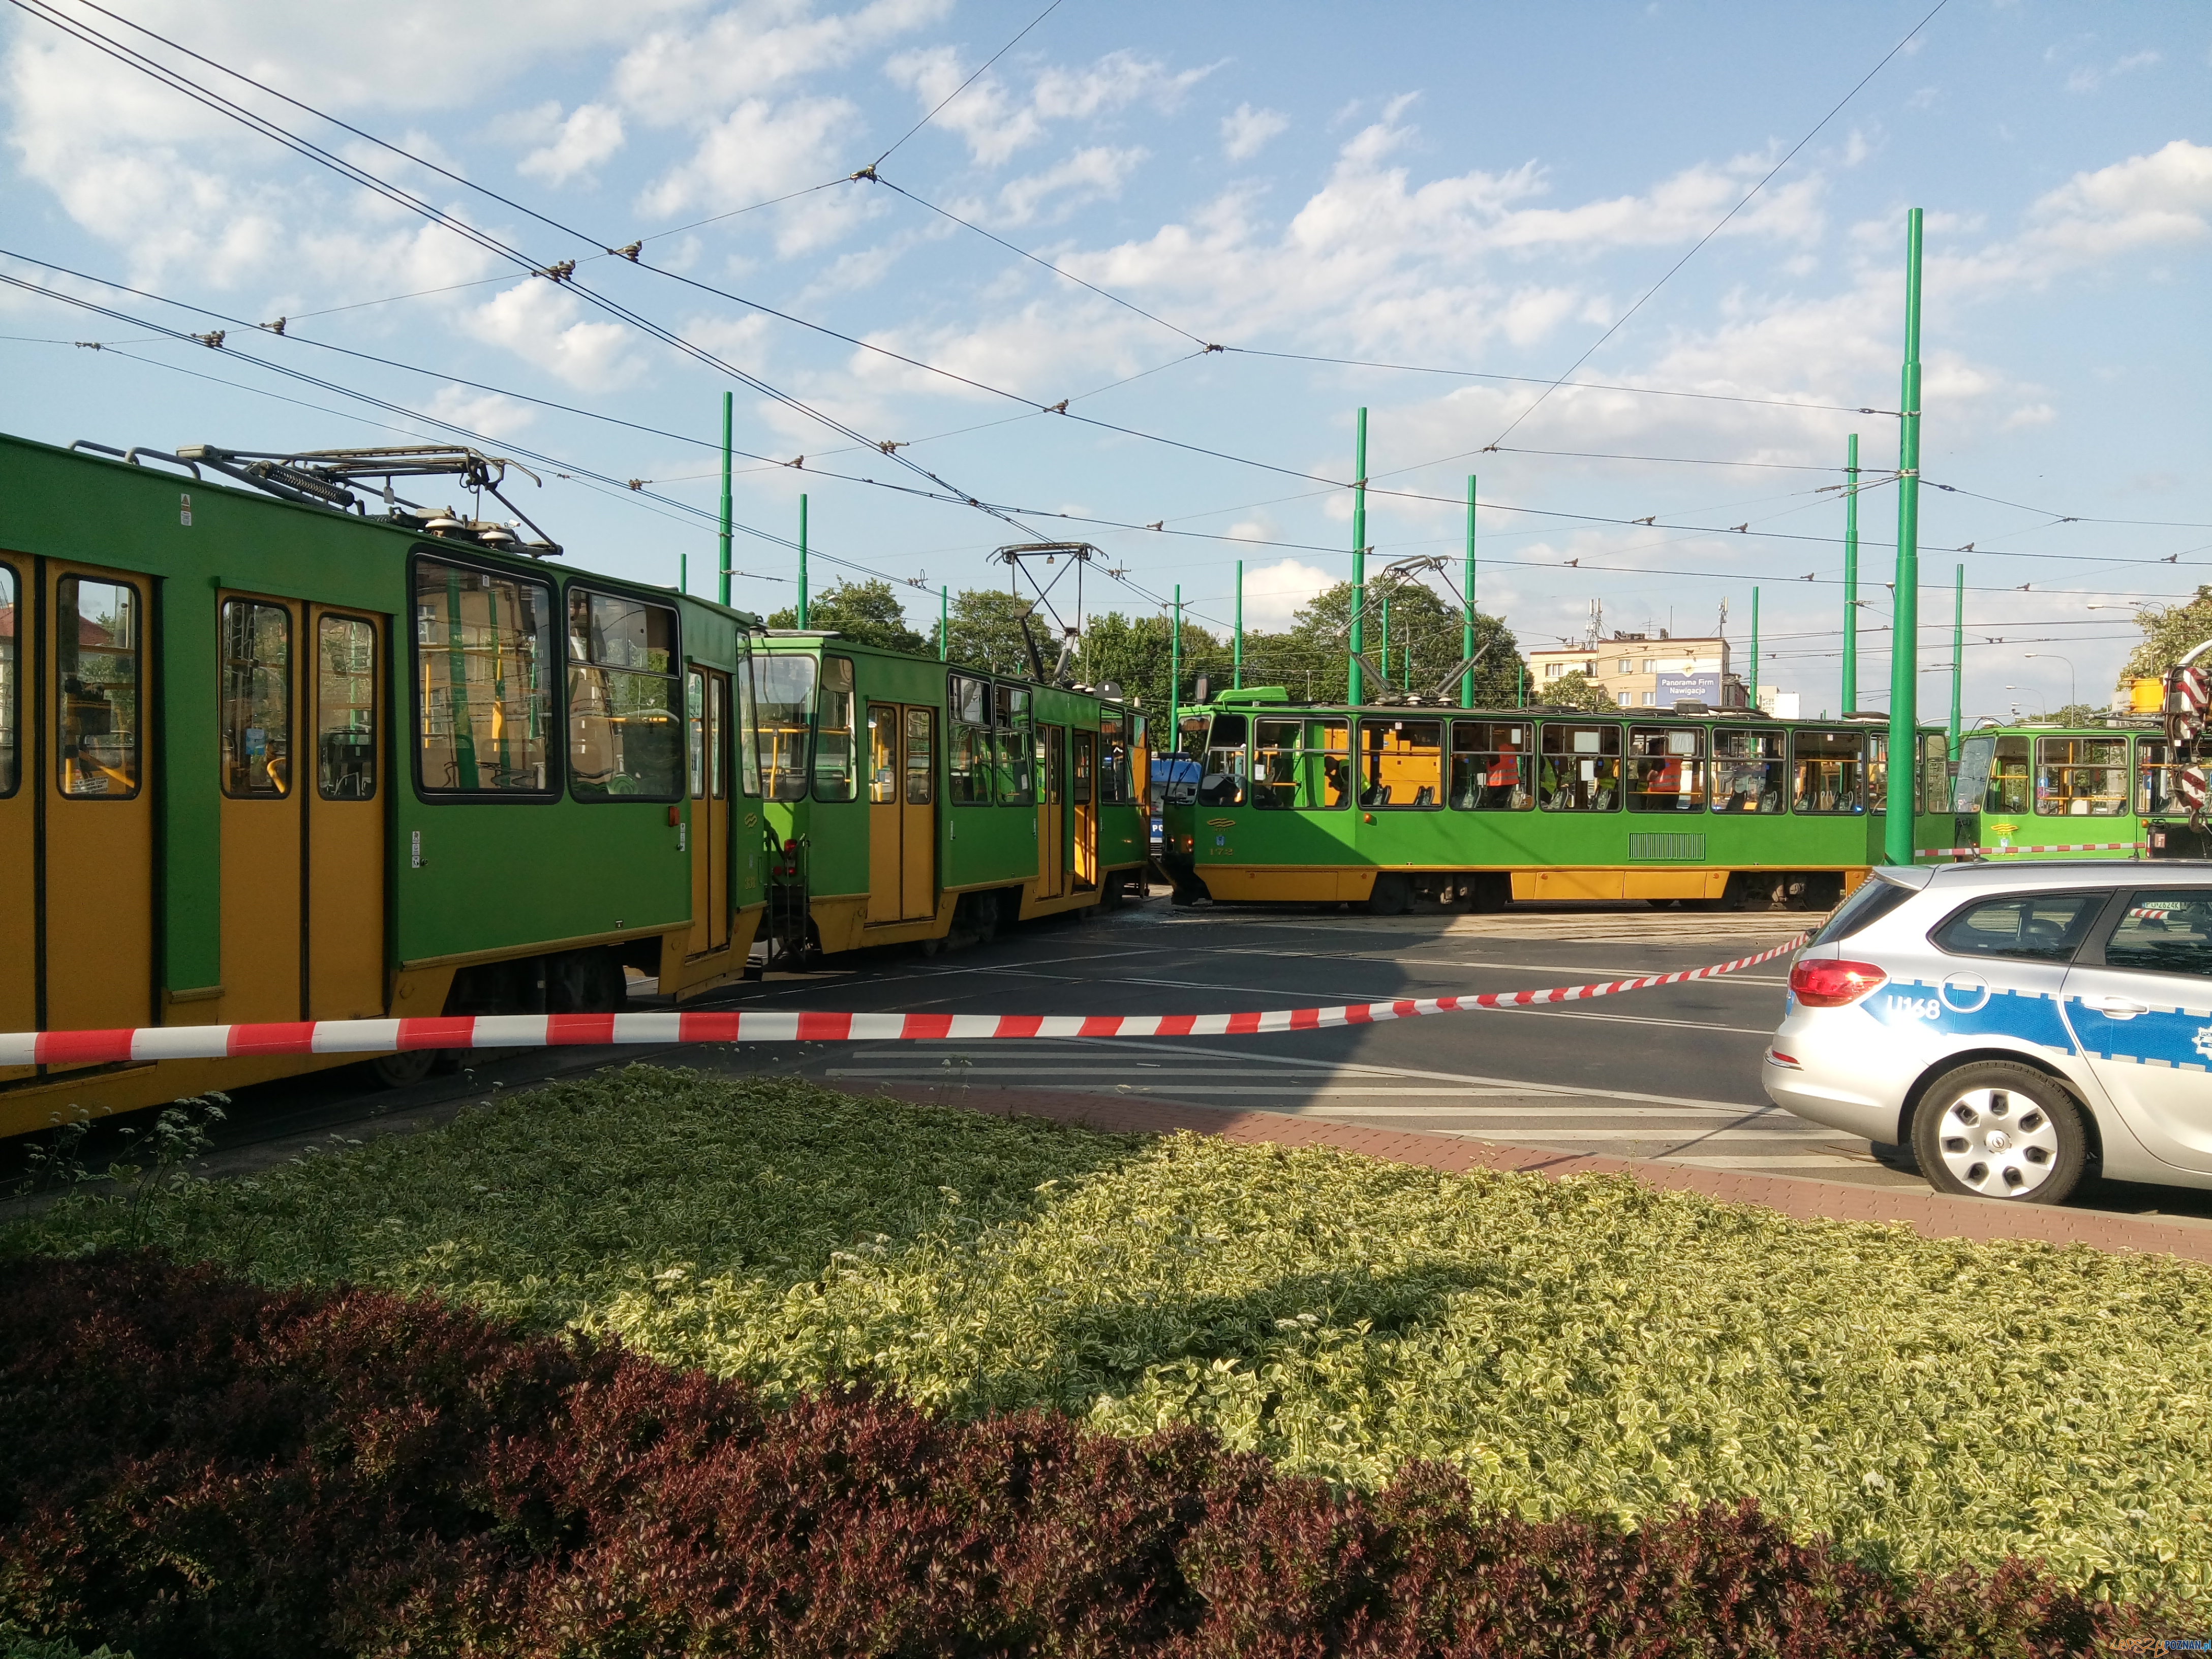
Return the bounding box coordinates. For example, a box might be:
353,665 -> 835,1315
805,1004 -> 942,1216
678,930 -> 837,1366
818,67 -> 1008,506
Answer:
1914,841 -> 2145,858
0,935 -> 1809,1068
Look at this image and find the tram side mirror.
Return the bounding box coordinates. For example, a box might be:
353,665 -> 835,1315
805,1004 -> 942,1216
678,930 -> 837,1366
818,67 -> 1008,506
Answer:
1192,672 -> 1212,706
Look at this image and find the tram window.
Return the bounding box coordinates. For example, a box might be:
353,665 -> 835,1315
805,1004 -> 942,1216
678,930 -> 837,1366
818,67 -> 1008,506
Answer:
1626,726 -> 1705,813
2138,740 -> 2174,817
750,654 -> 818,802
996,684 -> 1033,805
1868,734 -> 1887,815
1098,706 -> 1135,805
948,674 -> 990,805
57,575 -> 141,799
568,588 -> 682,802
1449,721 -> 1531,811
413,558 -> 556,796
868,704 -> 898,804
687,669 -> 707,798
1984,735 -> 2030,813
0,564 -> 17,797
1710,728 -> 1785,814
1952,734 -> 1995,814
905,706 -> 934,805
1792,729 -> 1866,815
1359,719 -> 1443,809
1253,716 -> 1348,810
1072,729 -> 1093,804
1920,732 -> 1950,814
316,615 -> 377,801
710,675 -> 729,798
813,656 -> 856,802
733,653 -> 760,798
2036,736 -> 2126,817
1200,713 -> 1247,808
1537,723 -> 1621,812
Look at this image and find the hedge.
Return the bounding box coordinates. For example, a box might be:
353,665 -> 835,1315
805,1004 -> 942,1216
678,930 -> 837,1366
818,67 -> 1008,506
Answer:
0,1252 -> 2153,1657
10,1068 -> 2212,1603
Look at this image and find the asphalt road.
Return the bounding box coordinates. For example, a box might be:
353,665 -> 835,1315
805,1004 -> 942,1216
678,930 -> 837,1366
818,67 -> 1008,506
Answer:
21,891 -> 2212,1225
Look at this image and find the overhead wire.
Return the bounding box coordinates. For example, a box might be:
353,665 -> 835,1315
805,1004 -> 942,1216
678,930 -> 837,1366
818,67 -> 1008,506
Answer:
868,0 -> 1066,171
1485,0 -> 1951,447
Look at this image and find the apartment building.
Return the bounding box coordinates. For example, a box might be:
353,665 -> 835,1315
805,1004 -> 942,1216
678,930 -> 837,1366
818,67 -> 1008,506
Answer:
1524,631 -> 1743,710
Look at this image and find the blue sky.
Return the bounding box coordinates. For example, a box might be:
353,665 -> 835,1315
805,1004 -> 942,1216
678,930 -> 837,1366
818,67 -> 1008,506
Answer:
3,0 -> 2206,719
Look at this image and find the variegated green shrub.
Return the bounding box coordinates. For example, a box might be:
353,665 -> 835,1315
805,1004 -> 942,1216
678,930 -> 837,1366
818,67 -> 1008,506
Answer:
11,1066 -> 2208,1603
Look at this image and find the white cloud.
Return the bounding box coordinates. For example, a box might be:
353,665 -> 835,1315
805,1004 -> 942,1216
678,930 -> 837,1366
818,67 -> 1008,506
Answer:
467,279 -> 641,390
1237,558 -> 1336,628
611,0 -> 949,122
1933,139 -> 2212,291
998,146 -> 1146,226
883,47 -> 1212,166
420,384 -> 540,442
637,96 -> 862,221
517,104 -> 625,185
2001,402 -> 2057,429
2065,48 -> 2160,94
1221,103 -> 1288,163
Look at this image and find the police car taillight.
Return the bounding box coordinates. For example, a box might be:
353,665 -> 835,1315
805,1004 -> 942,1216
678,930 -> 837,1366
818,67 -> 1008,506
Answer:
1789,958 -> 1887,1007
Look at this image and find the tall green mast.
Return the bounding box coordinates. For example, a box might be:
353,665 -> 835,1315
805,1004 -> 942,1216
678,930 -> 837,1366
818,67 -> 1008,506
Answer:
1885,208 -> 1924,866
1461,474 -> 1477,708
1842,432 -> 1859,712
1348,408 -> 1367,706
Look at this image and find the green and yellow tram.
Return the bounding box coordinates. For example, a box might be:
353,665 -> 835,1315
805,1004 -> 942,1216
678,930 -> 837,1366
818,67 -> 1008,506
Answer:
1948,722 -> 2193,860
750,632 -> 1151,961
1159,689 -> 1955,912
0,428 -> 771,1135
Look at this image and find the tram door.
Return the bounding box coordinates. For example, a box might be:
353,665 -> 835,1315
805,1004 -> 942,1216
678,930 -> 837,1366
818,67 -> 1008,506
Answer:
0,558 -> 33,1080
686,667 -> 731,956
1038,725 -> 1066,898
214,592 -> 305,1026
866,703 -> 936,923
1071,731 -> 1097,890
304,608 -> 385,1019
42,564 -> 155,1050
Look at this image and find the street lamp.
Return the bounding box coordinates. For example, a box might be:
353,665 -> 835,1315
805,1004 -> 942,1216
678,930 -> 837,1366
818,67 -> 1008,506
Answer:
2024,653 -> 2076,709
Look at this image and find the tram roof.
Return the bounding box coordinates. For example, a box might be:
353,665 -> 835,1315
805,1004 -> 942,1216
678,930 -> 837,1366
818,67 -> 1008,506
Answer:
1180,692 -> 1949,729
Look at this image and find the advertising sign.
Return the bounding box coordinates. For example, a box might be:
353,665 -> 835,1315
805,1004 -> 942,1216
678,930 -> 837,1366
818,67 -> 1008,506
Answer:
1656,672 -> 1722,706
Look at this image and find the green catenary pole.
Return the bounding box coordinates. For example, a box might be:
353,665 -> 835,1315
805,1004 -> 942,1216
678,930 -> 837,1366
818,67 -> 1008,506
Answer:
1750,587 -> 1760,712
796,494 -> 809,629
1378,590 -> 1390,685
1842,432 -> 1859,712
1517,659 -> 1525,708
1348,408 -> 1367,706
1885,207 -> 1924,867
1170,585 -> 1182,757
717,391 -> 733,606
939,587 -> 948,662
1234,559 -> 1244,689
1950,563 -> 1964,748
1462,474 -> 1477,708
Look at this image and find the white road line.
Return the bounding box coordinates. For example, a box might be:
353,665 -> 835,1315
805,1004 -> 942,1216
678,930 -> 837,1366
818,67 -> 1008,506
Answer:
1660,1154 -> 1876,1170
1063,1035 -> 1772,1112
1199,947 -> 1792,986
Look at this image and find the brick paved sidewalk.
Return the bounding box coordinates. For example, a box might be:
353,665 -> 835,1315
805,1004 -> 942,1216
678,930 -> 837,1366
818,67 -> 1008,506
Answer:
853,1081 -> 2212,1267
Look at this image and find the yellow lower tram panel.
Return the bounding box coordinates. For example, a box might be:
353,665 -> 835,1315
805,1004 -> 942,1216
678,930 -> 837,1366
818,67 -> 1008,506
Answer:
1195,866 -> 1860,904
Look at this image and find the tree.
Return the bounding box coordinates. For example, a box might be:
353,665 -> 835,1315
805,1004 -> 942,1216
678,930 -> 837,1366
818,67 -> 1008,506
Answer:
2122,586 -> 2212,690
767,578 -> 925,653
2048,702 -> 2109,727
1537,671 -> 1622,714
1243,580 -> 1524,706
930,588 -> 1060,678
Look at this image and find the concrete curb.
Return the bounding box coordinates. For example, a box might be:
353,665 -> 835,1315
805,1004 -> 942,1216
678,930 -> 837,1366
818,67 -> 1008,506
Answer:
852,1082 -> 2212,1267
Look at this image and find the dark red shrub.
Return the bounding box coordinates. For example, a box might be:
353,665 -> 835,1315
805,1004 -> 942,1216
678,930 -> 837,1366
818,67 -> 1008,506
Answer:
0,1252 -> 2153,1657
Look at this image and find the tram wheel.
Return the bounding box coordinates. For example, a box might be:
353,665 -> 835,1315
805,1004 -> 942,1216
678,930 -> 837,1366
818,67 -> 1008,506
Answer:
1366,873 -> 1412,916
369,1050 -> 439,1089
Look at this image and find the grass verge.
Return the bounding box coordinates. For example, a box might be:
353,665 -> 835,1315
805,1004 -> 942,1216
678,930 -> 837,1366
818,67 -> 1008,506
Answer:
8,1066 -> 2209,1604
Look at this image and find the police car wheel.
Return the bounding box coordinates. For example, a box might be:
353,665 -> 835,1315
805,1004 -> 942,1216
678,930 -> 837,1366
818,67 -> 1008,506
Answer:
1911,1062 -> 2088,1206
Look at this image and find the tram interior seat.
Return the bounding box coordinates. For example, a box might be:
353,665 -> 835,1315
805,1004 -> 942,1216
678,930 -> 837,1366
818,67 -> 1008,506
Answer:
1413,784 -> 1435,806
1360,784 -> 1392,807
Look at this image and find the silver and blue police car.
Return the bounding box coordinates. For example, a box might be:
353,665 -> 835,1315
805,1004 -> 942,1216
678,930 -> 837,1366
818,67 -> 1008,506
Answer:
1765,861 -> 2212,1205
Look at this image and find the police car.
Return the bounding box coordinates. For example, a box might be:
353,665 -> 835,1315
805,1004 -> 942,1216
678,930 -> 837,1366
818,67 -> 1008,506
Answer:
1765,862 -> 2212,1205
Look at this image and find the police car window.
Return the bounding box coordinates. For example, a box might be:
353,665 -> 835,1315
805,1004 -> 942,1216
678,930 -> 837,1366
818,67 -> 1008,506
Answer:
2102,890 -> 2212,981
1810,876 -> 1915,946
1931,892 -> 2104,963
